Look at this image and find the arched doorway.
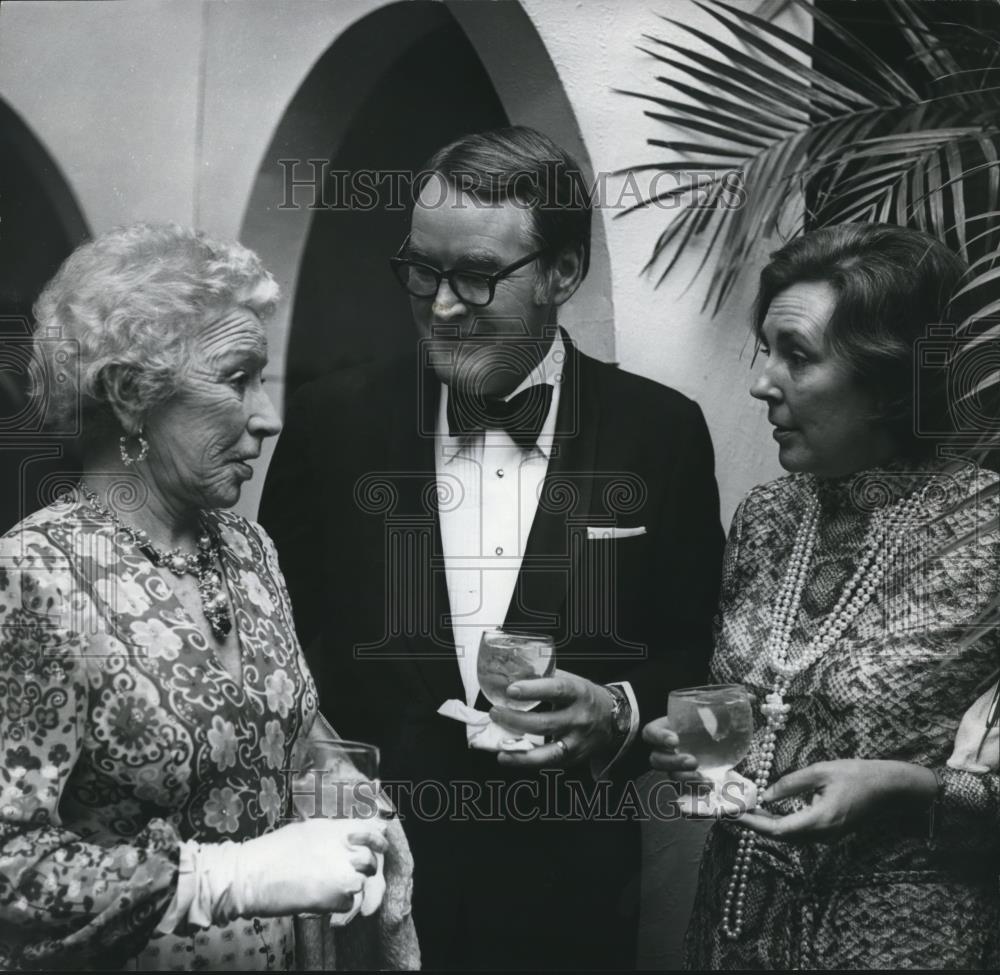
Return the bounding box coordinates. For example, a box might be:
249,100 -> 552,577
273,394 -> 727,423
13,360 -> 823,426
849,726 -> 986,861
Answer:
0,100 -> 89,532
285,4 -> 509,393
240,0 -> 614,392
239,0 -> 614,519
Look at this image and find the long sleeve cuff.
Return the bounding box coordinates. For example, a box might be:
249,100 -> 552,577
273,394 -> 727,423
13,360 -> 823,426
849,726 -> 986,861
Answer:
590,681 -> 640,782
155,840 -> 199,934
155,840 -> 243,933
939,765 -> 999,818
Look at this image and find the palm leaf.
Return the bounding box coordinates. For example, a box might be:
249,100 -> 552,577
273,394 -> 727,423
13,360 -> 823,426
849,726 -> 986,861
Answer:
650,23 -> 838,116
622,0 -> 1000,310
643,111 -> 772,149
886,0 -> 963,84
652,75 -> 802,134
626,4 -> 1000,700
641,53 -> 806,128
785,0 -> 920,99
615,88 -> 781,143
699,0 -> 894,108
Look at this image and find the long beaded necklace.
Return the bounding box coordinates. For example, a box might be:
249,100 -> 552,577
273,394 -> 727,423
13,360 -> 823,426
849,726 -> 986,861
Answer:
720,479 -> 927,941
80,484 -> 233,640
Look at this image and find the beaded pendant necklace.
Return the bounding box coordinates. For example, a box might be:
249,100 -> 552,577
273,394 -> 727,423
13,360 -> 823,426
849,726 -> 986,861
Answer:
80,484 -> 233,640
720,479 -> 927,940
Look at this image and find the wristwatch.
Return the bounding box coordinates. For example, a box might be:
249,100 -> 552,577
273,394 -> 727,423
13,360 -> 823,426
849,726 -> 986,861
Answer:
605,684 -> 632,739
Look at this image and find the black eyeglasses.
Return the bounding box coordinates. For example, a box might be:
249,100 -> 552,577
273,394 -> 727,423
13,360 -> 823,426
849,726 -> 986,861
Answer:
389,237 -> 548,307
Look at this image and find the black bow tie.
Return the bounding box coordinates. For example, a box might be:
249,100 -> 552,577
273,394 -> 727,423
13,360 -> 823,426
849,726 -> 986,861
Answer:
446,383 -> 554,449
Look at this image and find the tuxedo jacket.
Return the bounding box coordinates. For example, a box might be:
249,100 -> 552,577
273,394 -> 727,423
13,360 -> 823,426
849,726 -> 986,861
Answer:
258,332 -> 724,966
260,333 -> 722,775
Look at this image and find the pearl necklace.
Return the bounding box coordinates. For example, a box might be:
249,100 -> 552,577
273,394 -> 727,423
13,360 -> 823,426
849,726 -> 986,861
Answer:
720,479 -> 927,942
79,485 -> 233,640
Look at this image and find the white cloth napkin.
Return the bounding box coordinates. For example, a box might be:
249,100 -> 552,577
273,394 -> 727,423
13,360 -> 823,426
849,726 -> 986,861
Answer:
674,769 -> 759,818
947,681 -> 999,773
437,699 -> 544,751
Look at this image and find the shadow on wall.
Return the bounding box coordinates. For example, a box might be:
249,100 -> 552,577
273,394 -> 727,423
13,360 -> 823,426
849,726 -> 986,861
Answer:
0,100 -> 89,534
285,4 -> 509,402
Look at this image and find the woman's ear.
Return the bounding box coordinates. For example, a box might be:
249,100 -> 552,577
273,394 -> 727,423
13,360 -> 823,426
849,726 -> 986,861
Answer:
99,364 -> 145,434
537,245 -> 585,307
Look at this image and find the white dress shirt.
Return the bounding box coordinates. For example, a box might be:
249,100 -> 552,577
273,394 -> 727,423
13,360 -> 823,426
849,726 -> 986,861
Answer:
435,332 -> 638,770
436,332 -> 565,706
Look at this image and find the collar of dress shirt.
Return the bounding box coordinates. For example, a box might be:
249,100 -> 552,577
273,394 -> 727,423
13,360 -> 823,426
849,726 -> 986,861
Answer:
437,330 -> 564,463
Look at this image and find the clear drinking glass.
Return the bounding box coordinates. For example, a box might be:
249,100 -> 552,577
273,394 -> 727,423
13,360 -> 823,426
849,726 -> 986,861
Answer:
477,629 -> 556,745
667,684 -> 754,812
290,737 -> 385,926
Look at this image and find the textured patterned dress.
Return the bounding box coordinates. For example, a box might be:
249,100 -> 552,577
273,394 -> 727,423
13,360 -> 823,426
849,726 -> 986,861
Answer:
685,461 -> 1000,970
0,498 -> 318,970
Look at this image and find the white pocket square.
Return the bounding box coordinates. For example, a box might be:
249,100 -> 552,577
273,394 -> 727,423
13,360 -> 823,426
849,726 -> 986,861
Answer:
586,526 -> 647,540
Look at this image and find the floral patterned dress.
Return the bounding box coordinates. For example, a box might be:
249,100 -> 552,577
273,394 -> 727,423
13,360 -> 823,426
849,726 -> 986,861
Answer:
685,461 -> 1000,970
0,496 -> 318,970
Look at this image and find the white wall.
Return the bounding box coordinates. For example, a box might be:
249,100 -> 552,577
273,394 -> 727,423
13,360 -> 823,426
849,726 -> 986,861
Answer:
0,0 -> 204,229
516,0 -> 791,523
0,1 -> 808,966
0,0 -> 793,525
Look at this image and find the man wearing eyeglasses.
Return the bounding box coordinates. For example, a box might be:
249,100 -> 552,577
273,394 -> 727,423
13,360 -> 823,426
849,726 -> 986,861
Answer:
260,126 -> 724,970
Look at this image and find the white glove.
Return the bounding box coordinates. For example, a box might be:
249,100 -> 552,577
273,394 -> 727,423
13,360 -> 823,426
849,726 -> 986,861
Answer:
158,817 -> 387,931
329,850 -> 387,927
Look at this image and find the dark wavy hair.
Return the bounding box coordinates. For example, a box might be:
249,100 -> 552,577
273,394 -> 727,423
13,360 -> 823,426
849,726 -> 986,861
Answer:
417,126 -> 593,279
753,224 -> 968,457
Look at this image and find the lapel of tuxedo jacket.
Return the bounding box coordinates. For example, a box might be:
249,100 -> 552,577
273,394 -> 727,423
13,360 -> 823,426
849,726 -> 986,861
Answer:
385,362 -> 465,707
503,330 -> 598,639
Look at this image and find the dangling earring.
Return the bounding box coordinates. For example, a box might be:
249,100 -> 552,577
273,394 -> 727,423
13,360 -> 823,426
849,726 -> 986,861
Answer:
119,428 -> 149,466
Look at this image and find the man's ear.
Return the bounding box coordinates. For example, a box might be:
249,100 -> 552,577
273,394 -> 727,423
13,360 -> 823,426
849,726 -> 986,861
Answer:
99,363 -> 145,434
538,245 -> 585,307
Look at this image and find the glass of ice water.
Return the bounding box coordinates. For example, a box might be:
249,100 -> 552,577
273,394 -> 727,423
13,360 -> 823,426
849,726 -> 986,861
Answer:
477,629 -> 556,745
290,737 -> 385,926
667,684 -> 754,809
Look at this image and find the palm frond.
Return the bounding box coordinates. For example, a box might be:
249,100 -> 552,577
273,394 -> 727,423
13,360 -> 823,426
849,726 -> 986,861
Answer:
625,4 -> 1000,720
622,0 -> 1000,310
732,0 -> 918,101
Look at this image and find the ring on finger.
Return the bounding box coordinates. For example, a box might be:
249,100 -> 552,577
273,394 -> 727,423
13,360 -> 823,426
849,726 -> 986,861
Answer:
554,738 -> 569,758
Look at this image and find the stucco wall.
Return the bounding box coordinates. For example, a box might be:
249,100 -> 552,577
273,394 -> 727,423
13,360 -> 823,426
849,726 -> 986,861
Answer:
0,0 -> 204,230
0,1 -> 803,965
519,0 -> 796,521
0,0 -> 790,525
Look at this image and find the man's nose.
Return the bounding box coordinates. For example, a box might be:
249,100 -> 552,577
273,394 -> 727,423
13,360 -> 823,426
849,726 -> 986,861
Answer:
431,278 -> 467,320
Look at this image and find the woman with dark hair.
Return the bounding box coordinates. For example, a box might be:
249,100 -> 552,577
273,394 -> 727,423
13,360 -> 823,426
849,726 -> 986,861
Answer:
645,224 -> 999,969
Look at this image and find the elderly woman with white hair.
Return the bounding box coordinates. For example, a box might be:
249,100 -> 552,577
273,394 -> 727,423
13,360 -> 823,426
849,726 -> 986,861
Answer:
0,224 -> 411,970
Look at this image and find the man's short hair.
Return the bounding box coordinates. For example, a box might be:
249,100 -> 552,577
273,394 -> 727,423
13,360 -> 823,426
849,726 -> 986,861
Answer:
417,126 -> 592,278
